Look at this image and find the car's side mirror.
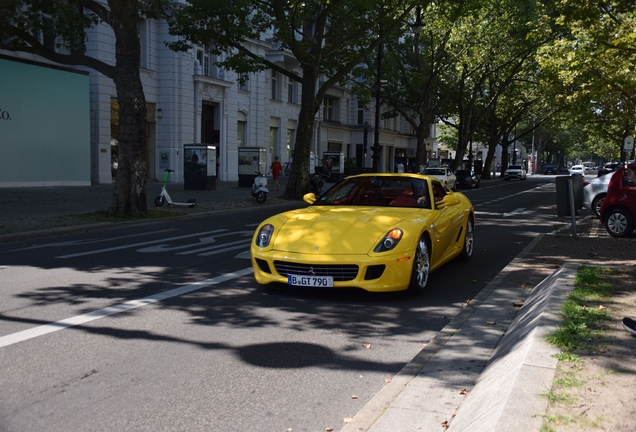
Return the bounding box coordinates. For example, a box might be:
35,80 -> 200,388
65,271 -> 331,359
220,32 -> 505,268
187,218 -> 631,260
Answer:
436,195 -> 461,209
303,192 -> 316,204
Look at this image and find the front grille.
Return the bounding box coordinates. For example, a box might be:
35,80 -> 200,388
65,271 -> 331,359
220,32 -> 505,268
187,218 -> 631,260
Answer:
274,261 -> 359,281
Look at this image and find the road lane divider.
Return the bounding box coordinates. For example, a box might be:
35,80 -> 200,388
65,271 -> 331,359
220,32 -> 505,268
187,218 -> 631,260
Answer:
0,268 -> 253,349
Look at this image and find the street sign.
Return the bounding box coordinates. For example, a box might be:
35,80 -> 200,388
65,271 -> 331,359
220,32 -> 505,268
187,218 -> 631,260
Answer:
624,136 -> 634,152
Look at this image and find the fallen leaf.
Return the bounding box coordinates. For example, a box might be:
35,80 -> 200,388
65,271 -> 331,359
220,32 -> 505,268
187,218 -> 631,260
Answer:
598,305 -> 605,310
485,321 -> 496,325
441,420 -> 449,428
459,388 -> 467,395
362,343 -> 372,349
351,395 -> 358,399
520,283 -> 527,289
472,279 -> 478,283
344,418 -> 353,423
385,378 -> 392,383
465,299 -> 471,304
325,428 -> 333,431
512,302 -> 524,307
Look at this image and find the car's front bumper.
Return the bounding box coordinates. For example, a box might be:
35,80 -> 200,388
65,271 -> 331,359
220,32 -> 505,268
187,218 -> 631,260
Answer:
250,248 -> 414,292
504,172 -> 524,179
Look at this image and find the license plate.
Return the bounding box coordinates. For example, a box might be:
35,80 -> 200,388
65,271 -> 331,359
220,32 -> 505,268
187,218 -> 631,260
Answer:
288,274 -> 334,287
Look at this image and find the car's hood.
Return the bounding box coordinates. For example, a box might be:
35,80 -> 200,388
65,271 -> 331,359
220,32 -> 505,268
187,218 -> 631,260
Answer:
272,206 -> 422,255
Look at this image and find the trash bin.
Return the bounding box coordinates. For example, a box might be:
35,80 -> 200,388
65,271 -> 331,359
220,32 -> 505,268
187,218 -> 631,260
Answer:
556,175 -> 583,217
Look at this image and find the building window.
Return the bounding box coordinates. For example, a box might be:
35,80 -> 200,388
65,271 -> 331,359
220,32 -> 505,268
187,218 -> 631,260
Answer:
270,127 -> 279,156
323,97 -> 339,121
271,70 -> 281,100
196,45 -> 210,76
237,121 -> 247,147
357,101 -> 364,125
196,45 -> 221,78
287,79 -> 297,104
139,20 -> 150,69
238,73 -> 250,91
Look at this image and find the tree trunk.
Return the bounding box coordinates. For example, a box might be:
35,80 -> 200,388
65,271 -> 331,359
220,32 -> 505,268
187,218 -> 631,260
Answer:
110,2 -> 148,217
415,119 -> 430,172
282,71 -> 318,200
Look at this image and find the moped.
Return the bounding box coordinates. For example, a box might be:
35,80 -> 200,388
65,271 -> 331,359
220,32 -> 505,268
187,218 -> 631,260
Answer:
154,169 -> 197,208
309,167 -> 331,195
252,172 -> 269,204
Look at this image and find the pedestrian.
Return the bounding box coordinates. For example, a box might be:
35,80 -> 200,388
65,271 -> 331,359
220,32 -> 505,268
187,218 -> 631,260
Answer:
270,156 -> 282,190
397,161 -> 404,173
622,317 -> 636,336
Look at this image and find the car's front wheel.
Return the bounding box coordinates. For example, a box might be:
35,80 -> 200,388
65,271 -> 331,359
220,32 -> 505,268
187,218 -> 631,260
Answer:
459,217 -> 474,261
591,194 -> 606,218
408,235 -> 430,293
604,207 -> 635,238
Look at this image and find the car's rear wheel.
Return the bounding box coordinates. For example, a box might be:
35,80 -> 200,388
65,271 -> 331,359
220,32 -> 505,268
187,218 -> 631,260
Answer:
604,207 -> 635,238
408,235 -> 430,292
459,217 -> 474,261
591,194 -> 606,218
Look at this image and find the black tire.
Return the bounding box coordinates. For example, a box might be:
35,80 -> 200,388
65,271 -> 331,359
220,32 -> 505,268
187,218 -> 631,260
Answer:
408,235 -> 431,292
154,196 -> 164,207
459,217 -> 474,261
604,207 -> 634,238
255,191 -> 267,204
591,194 -> 606,218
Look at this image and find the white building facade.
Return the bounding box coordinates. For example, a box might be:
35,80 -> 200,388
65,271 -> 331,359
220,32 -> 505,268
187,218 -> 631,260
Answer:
3,11 -> 438,187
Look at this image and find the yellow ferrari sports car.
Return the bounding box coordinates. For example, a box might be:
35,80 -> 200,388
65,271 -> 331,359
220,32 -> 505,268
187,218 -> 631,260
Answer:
251,173 -> 475,293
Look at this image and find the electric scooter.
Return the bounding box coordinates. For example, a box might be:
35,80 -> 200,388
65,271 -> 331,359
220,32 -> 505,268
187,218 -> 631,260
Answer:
252,171 -> 269,204
154,169 -> 197,208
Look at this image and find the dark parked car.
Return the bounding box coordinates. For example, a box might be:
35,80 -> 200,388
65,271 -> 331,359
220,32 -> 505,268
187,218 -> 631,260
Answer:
598,162 -> 621,177
543,164 -> 556,174
600,163 -> 636,237
454,170 -> 480,189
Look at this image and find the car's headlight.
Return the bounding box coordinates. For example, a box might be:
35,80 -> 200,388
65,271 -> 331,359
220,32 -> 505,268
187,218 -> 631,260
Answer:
255,224 -> 274,247
374,228 -> 403,252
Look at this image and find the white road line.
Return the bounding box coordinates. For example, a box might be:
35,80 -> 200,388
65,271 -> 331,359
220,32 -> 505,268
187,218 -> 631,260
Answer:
56,229 -> 229,259
0,267 -> 254,349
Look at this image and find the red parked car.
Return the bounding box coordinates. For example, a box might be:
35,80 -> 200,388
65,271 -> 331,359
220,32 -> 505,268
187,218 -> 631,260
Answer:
600,163 -> 636,237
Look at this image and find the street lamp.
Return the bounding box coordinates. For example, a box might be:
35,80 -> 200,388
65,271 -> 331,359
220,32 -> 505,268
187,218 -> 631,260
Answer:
372,7 -> 424,172
412,6 -> 424,35
371,41 -> 383,172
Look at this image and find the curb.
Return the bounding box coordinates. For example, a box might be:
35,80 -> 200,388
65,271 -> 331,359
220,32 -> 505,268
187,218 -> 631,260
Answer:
341,233 -> 577,432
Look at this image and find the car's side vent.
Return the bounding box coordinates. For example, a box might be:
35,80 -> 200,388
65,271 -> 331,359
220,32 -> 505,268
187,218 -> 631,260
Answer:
455,226 -> 464,243
364,265 -> 386,280
255,258 -> 271,274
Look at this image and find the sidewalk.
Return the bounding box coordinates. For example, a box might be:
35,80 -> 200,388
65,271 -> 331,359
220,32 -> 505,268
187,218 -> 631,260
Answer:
342,237 -> 573,432
1,179 -> 634,431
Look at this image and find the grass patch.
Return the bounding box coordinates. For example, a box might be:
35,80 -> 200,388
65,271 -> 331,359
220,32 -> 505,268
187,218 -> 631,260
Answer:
540,390 -> 574,405
553,373 -> 582,388
545,266 -> 615,351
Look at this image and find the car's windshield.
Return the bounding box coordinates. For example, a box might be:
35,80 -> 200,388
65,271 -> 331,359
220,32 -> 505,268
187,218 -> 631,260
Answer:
423,168 -> 445,175
509,165 -> 522,170
455,170 -> 470,176
314,176 -> 431,209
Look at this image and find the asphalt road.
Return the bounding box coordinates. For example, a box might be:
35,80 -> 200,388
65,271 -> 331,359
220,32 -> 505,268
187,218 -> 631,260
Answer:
0,176 -> 571,432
